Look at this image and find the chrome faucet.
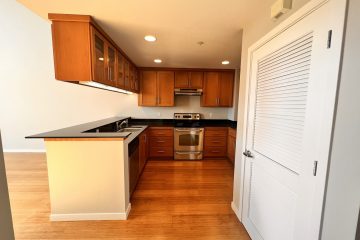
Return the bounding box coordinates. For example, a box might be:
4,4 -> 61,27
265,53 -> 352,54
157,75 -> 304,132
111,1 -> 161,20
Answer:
117,120 -> 128,131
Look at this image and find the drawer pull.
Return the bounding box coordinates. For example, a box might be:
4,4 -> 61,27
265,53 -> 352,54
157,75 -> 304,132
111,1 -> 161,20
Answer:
157,150 -> 165,153
211,150 -> 220,153
157,141 -> 165,143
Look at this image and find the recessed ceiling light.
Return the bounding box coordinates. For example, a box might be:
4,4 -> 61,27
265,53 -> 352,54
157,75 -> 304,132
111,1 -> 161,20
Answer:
144,35 -> 157,42
222,60 -> 230,65
154,59 -> 162,63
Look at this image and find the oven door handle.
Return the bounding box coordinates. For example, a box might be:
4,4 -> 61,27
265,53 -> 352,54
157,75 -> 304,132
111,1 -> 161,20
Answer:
175,129 -> 203,133
176,151 -> 202,155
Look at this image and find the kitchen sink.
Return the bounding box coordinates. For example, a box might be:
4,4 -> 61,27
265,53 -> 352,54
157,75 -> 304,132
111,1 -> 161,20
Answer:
83,122 -> 144,133
117,128 -> 142,133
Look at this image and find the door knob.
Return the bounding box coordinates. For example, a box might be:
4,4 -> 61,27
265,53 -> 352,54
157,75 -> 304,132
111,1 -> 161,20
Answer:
243,150 -> 254,158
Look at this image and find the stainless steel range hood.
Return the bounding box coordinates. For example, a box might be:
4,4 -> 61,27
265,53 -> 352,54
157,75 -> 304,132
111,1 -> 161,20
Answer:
174,88 -> 203,96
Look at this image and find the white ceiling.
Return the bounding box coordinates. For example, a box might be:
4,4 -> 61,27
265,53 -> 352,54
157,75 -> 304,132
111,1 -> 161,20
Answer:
18,0 -> 273,69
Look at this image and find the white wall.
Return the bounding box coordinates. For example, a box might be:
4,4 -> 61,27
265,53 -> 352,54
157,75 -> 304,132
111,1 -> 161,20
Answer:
0,0 -> 238,151
321,0 -> 360,238
231,0 -> 311,212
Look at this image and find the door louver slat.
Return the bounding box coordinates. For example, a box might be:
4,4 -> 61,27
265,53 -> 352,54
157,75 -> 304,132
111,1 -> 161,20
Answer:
253,33 -> 313,173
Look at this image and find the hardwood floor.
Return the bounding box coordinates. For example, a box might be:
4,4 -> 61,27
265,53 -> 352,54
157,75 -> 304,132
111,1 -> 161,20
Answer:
4,153 -> 250,240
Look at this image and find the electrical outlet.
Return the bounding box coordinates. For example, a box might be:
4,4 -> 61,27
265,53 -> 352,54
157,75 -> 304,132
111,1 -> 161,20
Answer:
157,112 -> 161,117
209,112 -> 213,119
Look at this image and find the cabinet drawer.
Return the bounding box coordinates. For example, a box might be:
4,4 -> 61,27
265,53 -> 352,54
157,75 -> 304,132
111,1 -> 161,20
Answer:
205,136 -> 227,147
205,127 -> 228,137
149,147 -> 173,158
204,146 -> 227,157
149,137 -> 173,147
148,127 -> 174,137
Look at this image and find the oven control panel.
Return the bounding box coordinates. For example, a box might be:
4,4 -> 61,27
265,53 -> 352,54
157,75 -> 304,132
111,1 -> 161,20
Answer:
174,113 -> 201,120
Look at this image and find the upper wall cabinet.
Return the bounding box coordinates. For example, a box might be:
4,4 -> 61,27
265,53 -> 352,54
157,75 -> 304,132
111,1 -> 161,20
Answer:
138,71 -> 175,107
201,71 -> 234,107
48,14 -> 139,94
175,71 -> 203,89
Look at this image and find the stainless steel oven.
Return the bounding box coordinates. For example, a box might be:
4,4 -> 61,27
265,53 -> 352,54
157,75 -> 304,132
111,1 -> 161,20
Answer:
174,113 -> 204,160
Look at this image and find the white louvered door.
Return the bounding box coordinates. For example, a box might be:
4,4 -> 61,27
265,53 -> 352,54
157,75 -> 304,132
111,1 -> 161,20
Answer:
241,0 -> 346,239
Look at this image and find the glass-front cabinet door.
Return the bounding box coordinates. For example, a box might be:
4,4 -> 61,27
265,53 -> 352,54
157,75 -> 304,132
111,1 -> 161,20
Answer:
124,59 -> 130,90
107,44 -> 116,86
117,52 -> 125,88
92,30 -> 106,84
129,64 -> 135,90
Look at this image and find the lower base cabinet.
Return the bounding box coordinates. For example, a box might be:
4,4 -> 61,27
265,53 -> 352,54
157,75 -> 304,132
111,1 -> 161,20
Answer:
130,129 -> 148,198
227,128 -> 236,164
204,127 -> 228,158
148,127 -> 174,158
129,137 -> 140,196
139,129 -> 148,174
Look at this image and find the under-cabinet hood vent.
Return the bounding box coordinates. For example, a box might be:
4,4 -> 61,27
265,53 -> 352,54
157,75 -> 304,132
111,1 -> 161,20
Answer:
174,88 -> 203,96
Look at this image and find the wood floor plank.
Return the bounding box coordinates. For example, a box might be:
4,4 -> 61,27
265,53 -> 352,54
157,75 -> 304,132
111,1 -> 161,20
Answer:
4,153 -> 249,239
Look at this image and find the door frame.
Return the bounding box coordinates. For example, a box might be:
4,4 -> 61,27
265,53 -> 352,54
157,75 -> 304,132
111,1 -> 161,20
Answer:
235,0 -> 347,236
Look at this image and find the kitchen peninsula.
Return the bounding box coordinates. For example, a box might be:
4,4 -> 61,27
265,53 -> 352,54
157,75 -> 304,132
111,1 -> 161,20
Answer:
27,116 -> 236,221
27,117 -> 146,221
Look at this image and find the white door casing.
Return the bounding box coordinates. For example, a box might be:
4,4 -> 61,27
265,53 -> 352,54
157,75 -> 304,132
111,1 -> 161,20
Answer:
239,0 -> 347,239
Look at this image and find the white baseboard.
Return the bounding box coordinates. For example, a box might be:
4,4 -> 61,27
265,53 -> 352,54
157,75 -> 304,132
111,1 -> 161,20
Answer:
231,201 -> 242,222
50,204 -> 132,221
3,149 -> 46,153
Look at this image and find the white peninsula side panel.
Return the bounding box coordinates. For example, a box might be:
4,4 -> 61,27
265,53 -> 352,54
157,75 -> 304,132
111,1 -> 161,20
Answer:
45,139 -> 130,221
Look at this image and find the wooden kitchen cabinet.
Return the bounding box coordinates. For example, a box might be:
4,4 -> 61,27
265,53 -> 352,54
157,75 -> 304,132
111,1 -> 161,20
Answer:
116,52 -> 125,88
158,71 -> 175,106
202,72 -> 219,106
139,71 -> 175,106
134,68 -> 140,92
49,14 -> 139,93
139,71 -> 157,106
175,71 -> 203,89
175,71 -> 189,88
92,30 -> 106,84
91,28 -> 117,86
219,72 -> 234,106
227,128 -> 236,164
106,43 -> 116,86
189,72 -> 204,88
204,127 -> 228,158
148,127 -> 174,158
139,129 -> 148,174
124,59 -> 130,90
201,71 -> 234,107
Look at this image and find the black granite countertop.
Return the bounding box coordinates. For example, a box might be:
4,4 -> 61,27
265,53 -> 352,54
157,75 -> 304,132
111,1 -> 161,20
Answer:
26,117 -> 133,139
26,117 -> 237,139
129,118 -> 237,129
